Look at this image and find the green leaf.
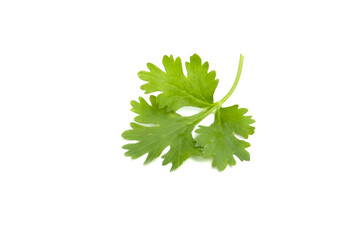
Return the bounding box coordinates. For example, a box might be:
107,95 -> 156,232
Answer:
195,107 -> 254,171
123,54 -> 255,171
220,105 -> 256,139
122,95 -> 201,171
138,54 -> 218,112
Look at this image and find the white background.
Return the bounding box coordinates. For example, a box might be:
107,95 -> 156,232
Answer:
1,0 -> 359,239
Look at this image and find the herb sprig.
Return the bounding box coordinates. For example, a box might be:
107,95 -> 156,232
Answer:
122,54 -> 255,171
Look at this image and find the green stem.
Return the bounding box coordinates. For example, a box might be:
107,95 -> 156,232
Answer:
218,54 -> 244,104
187,54 -> 244,125
188,103 -> 220,125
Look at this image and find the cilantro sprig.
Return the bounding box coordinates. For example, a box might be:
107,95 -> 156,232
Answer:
122,54 -> 255,171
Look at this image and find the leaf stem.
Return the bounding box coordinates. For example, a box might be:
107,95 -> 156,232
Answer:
188,103 -> 220,125
218,54 -> 244,104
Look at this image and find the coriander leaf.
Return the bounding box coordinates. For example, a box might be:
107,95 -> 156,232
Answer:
121,95 -> 201,171
220,105 -> 256,139
122,54 -> 255,171
137,54 -> 218,111
195,108 -> 253,171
